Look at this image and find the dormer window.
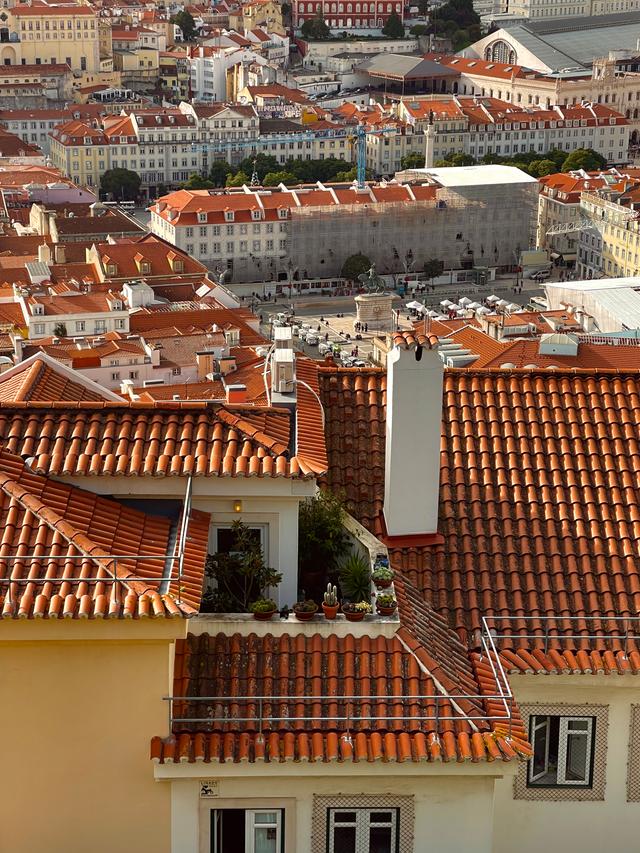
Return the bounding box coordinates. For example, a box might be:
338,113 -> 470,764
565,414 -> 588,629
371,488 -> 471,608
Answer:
107,263 -> 117,275
140,262 -> 151,274
173,259 -> 184,272
111,299 -> 122,310
198,212 -> 208,223
251,209 -> 261,220
84,136 -> 91,144
224,211 -> 234,222
32,304 -> 44,315
278,208 -> 288,219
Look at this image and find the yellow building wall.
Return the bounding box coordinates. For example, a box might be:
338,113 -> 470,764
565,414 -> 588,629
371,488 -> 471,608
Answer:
11,11 -> 101,73
0,620 -> 182,853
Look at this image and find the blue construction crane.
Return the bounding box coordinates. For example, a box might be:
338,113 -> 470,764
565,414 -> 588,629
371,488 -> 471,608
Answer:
191,122 -> 401,189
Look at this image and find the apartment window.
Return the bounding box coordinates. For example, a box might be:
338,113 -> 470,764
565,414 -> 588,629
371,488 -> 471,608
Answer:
129,371 -> 138,380
516,704 -> 607,801
95,321 -> 106,333
172,367 -> 181,376
529,715 -> 595,788
34,323 -> 45,335
75,321 -> 85,332
210,808 -> 282,853
111,372 -> 120,381
327,808 -> 398,853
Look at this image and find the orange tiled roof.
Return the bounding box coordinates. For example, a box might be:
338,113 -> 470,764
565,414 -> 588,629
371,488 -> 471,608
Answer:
318,365 -> 640,659
0,356 -> 115,402
0,449 -> 208,619
150,628 -> 529,764
0,400 -> 325,478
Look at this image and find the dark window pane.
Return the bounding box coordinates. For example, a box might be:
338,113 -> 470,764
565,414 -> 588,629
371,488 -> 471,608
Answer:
333,812 -> 356,823
369,826 -> 392,853
333,826 -> 356,853
370,812 -> 392,823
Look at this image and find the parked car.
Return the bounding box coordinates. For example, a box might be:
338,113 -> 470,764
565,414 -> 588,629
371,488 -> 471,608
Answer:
305,333 -> 319,346
528,267 -> 551,281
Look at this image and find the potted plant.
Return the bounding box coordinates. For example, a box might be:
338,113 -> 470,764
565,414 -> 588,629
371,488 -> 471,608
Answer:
376,594 -> 397,616
249,598 -> 278,621
322,583 -> 339,620
342,601 -> 372,622
372,566 -> 394,589
339,553 -> 371,602
293,599 -> 318,621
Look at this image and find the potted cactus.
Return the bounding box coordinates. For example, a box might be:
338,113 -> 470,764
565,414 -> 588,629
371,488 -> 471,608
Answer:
249,598 -> 278,621
322,583 -> 339,619
376,593 -> 397,616
342,601 -> 372,622
372,566 -> 394,589
293,599 -> 318,621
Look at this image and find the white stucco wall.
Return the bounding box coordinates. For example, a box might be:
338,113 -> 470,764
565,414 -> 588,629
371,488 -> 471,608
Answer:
157,763 -> 511,853
493,673 -> 640,853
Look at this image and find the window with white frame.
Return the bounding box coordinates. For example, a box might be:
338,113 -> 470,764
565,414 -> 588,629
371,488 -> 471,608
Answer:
529,715 -> 595,787
327,808 -> 398,853
210,808 -> 283,853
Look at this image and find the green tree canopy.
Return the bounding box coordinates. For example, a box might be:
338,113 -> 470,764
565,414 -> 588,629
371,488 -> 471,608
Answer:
424,258 -> 445,281
263,170 -> 298,186
208,161 -> 233,186
382,10 -> 404,37
301,12 -> 331,39
528,159 -> 557,178
238,153 -> 280,182
342,252 -> 371,280
561,148 -> 608,173
100,168 -> 141,201
400,152 -> 424,170
171,10 -> 197,41
226,170 -> 250,187
183,172 -> 214,189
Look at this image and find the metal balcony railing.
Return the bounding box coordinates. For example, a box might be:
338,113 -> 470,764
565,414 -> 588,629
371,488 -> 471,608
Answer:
481,614 -> 640,655
163,619 -> 516,734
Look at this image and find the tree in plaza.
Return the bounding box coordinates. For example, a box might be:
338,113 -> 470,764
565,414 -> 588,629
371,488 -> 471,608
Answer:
527,159 -> 557,178
382,10 -> 404,37
238,153 -> 280,182
561,148 -> 607,173
171,10 -> 197,41
263,170 -> 298,186
341,252 -> 371,280
100,168 -> 141,201
400,152 -> 424,170
209,161 -> 233,186
300,12 -> 331,39
423,258 -> 444,286
226,170 -> 250,187
182,173 -> 214,189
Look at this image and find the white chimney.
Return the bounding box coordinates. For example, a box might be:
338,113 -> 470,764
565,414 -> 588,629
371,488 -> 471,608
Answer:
383,333 -> 443,538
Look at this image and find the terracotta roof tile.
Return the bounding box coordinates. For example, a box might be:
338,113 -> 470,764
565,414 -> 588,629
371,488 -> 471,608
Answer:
151,631 -> 530,765
0,449 -> 208,618
319,366 -> 640,661
0,401 -> 320,479
0,356 -> 113,403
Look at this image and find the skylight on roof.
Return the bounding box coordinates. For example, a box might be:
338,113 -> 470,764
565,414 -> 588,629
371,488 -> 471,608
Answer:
486,64 -> 495,69
504,66 -> 512,72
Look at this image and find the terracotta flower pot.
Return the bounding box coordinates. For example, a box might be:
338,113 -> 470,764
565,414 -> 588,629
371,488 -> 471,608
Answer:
343,610 -> 365,622
377,605 -> 397,617
322,602 -> 339,620
373,578 -> 392,590
253,610 -> 276,621
294,607 -> 317,621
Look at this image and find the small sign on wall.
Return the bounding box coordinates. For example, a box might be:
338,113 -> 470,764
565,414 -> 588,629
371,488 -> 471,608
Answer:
200,780 -> 220,798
